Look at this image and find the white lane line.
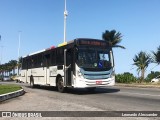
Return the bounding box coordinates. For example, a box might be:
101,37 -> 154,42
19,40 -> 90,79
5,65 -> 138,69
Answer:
118,91 -> 160,97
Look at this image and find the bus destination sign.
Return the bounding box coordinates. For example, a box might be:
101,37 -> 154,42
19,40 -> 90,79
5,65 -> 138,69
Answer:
78,40 -> 107,46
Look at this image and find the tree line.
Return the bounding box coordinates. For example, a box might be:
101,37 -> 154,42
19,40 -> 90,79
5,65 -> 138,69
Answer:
0,59 -> 21,77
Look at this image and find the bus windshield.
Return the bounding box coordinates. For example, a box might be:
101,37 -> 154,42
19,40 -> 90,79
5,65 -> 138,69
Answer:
76,47 -> 112,70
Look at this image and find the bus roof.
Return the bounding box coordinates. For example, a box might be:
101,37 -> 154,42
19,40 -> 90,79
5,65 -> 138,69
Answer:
58,38 -> 108,47
22,38 -> 108,58
22,49 -> 46,58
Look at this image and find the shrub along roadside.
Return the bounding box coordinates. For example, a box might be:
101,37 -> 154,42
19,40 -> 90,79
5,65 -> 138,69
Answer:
116,72 -> 160,83
116,72 -> 137,83
0,84 -> 22,95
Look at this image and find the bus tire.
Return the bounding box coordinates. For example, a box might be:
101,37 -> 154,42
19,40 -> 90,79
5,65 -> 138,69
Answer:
30,76 -> 35,88
57,77 -> 66,93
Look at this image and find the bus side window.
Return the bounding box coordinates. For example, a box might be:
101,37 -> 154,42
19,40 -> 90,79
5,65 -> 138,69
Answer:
27,56 -> 32,69
31,57 -> 34,68
22,58 -> 27,70
44,54 -> 50,67
51,50 -> 56,66
37,54 -> 43,67
56,48 -> 64,65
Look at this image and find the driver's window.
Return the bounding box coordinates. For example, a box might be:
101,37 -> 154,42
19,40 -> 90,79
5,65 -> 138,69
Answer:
99,54 -> 109,61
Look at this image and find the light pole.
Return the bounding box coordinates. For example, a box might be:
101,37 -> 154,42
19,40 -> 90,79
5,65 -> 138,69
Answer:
64,0 -> 68,43
17,31 -> 21,75
0,46 -> 3,65
0,35 -> 3,65
18,31 -> 21,60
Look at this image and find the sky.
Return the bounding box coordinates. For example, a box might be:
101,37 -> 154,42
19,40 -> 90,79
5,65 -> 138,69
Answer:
0,0 -> 160,76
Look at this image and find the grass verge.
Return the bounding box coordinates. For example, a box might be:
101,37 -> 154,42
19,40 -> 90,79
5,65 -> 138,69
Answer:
0,84 -> 22,95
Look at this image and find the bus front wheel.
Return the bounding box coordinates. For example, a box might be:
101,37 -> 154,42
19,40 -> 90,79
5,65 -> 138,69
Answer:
57,77 -> 66,93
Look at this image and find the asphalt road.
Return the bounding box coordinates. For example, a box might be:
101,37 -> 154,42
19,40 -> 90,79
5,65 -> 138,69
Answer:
0,81 -> 160,120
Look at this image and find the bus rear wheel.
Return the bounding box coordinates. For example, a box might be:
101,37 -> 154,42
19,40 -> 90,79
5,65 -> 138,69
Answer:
57,77 -> 66,93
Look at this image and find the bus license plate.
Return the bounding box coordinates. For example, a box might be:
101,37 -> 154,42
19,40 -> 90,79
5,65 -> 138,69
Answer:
96,81 -> 102,84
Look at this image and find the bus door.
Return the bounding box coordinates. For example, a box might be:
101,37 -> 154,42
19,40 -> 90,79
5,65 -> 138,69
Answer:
44,54 -> 50,85
64,49 -> 72,86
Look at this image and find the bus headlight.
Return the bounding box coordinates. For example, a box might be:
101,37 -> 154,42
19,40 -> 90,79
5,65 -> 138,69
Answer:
111,70 -> 115,78
77,70 -> 84,78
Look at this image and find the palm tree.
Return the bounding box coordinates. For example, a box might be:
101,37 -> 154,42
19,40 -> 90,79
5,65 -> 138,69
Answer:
0,64 -> 9,76
102,29 -> 125,49
0,64 -> 4,76
4,61 -> 11,76
133,51 -> 151,83
9,60 -> 17,75
152,46 -> 160,67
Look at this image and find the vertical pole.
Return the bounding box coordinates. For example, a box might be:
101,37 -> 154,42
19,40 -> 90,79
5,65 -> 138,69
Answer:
18,31 -> 21,60
17,31 -> 21,75
64,49 -> 67,87
64,0 -> 68,43
0,35 -> 3,76
0,35 -> 2,65
0,46 -> 3,65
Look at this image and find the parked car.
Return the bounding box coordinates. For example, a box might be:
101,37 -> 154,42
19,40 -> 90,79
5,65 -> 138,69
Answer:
11,75 -> 21,82
3,76 -> 11,81
151,75 -> 160,83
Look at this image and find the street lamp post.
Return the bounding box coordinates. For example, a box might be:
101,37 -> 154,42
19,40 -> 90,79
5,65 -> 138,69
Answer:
17,31 -> 21,75
18,31 -> 21,60
0,35 -> 3,65
0,46 -> 3,65
64,0 -> 68,43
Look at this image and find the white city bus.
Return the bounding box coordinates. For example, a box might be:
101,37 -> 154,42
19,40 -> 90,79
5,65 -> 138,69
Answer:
20,38 -> 115,92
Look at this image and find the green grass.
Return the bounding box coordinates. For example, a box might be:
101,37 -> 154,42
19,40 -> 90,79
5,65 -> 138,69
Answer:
0,84 -> 22,95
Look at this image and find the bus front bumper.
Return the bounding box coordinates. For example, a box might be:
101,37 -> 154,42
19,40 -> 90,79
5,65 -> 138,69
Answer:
73,77 -> 115,88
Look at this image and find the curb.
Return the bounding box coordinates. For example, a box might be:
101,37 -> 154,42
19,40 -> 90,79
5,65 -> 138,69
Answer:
115,84 -> 160,88
0,89 -> 25,102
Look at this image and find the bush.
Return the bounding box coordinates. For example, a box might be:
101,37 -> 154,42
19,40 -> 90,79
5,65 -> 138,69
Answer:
116,72 -> 137,83
145,71 -> 160,82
